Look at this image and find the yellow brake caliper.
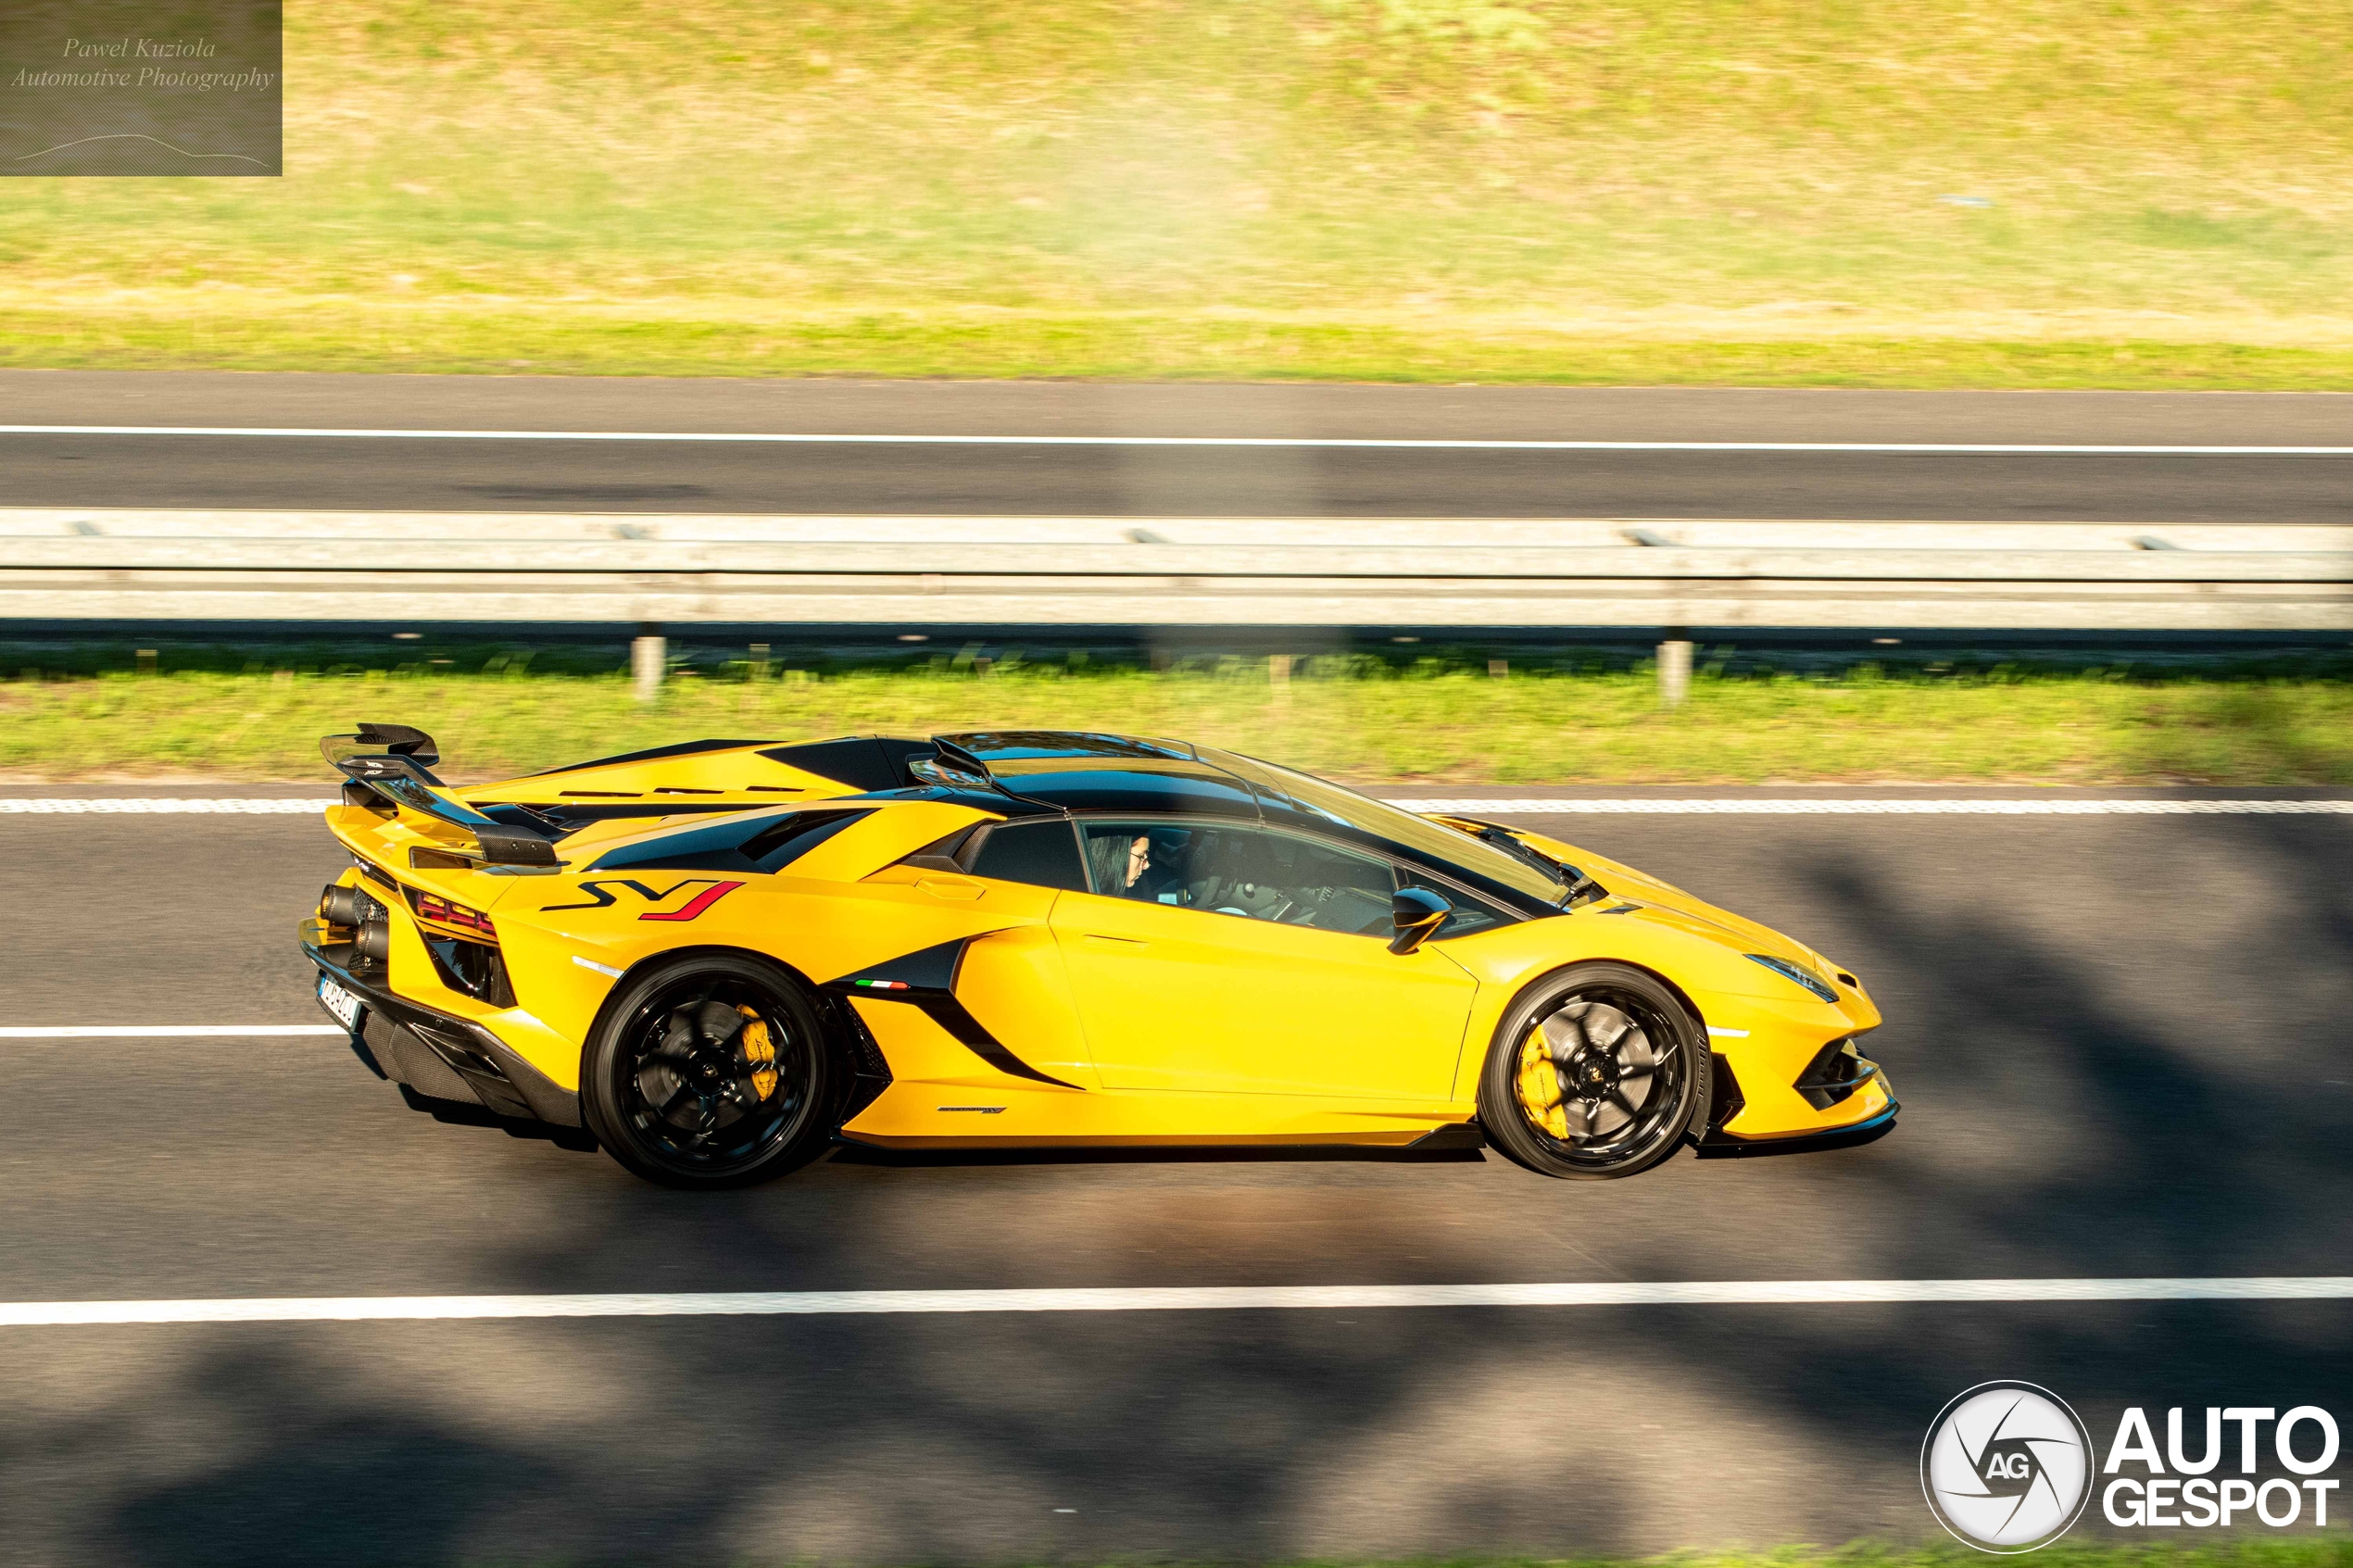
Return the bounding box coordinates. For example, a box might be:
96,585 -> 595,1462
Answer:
738,1006 -> 779,1100
1515,1025 -> 1570,1138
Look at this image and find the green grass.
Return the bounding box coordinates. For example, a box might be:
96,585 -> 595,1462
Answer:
12,304 -> 2353,388
542,1549 -> 2353,1568
5,664 -> 2350,785
1357,1548 -> 2353,1568
1244,1549 -> 2353,1568
5,0 -> 2352,384
336,1548 -> 2353,1568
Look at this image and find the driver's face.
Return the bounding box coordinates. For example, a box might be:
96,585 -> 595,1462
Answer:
1125,835 -> 1151,888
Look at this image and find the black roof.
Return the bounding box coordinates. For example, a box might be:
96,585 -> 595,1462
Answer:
761,730 -> 1239,810
990,764 -> 1264,819
936,731 -> 1194,764
940,733 -> 1253,817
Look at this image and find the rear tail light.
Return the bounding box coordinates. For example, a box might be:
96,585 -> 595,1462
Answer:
407,888 -> 497,937
322,877 -> 510,1002
400,886 -> 513,1005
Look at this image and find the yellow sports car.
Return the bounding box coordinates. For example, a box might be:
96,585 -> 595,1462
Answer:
304,725 -> 1894,1187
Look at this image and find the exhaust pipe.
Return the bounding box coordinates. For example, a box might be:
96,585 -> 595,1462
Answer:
321,883 -> 392,964
319,884 -> 367,928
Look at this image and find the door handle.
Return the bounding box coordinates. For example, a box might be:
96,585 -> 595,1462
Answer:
916,875 -> 986,901
1080,934 -> 1147,950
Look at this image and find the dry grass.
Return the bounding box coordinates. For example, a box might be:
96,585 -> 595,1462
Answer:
4,0 -> 2350,382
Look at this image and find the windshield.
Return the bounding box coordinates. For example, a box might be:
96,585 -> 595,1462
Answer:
1202,749 -> 1570,907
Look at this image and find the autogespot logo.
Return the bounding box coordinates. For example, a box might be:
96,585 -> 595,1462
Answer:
1922,1382 -> 2095,1552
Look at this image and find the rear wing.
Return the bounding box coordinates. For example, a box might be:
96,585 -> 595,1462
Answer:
321,724 -> 560,867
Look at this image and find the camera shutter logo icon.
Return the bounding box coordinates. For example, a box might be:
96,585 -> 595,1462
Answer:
1921,1382 -> 2094,1552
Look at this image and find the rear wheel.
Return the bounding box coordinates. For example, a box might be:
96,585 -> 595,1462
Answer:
581,954 -> 836,1189
1477,962 -> 1707,1180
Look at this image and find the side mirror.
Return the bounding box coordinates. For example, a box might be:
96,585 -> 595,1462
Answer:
1389,887 -> 1452,954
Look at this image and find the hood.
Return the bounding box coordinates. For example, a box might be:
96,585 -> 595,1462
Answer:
1472,823 -> 1842,977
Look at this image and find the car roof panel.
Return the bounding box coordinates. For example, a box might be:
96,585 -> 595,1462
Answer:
936,731 -> 1196,763
994,766 -> 1262,819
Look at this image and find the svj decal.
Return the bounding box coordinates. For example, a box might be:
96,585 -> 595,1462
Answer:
542,879 -> 745,922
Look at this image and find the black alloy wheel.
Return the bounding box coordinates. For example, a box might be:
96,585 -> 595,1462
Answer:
581,955 -> 836,1188
1477,961 -> 1709,1180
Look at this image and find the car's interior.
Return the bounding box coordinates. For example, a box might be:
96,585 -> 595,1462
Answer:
1077,821 -> 1401,935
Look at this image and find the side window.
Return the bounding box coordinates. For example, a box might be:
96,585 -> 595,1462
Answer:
1079,822 -> 1196,903
964,820 -> 1089,892
1075,821 -> 1400,936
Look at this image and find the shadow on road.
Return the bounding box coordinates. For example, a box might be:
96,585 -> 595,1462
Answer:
6,816 -> 2349,1564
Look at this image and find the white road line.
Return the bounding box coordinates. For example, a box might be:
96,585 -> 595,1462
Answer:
0,798 -> 324,813
1390,798 -> 2353,814
3,426 -> 2351,455
6,797 -> 2350,816
4,1277 -> 2349,1327
0,1025 -> 344,1038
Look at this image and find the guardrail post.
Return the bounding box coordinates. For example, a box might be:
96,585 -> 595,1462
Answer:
632,624 -> 666,703
1657,630 -> 1692,708
1268,652 -> 1292,707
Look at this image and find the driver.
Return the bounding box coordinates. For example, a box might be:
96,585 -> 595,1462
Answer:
1118,829 -> 1189,903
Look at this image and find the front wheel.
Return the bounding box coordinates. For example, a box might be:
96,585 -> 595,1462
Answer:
580,954 -> 837,1189
1477,961 -> 1708,1180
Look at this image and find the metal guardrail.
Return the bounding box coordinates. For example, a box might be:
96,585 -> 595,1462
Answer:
6,510 -> 2350,633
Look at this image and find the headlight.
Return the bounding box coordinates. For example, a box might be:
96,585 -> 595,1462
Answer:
1745,953 -> 1836,1003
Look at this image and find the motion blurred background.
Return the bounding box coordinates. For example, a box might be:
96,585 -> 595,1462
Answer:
6,10 -> 2353,1567
4,0 -> 2350,784
9,0 -> 2353,383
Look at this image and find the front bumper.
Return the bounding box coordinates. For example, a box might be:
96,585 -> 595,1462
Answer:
303,918 -> 579,1127
1707,1036 -> 1896,1143
1692,981 -> 1896,1143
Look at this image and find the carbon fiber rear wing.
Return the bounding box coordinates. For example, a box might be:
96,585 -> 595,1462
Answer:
321,724 -> 560,867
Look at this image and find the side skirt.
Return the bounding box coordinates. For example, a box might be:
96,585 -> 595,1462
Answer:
837,1129 -> 1438,1150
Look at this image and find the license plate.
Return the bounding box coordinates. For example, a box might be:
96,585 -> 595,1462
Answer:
317,975 -> 363,1032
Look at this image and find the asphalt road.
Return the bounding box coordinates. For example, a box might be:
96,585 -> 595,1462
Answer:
4,798 -> 2349,1564
5,372 -> 2352,521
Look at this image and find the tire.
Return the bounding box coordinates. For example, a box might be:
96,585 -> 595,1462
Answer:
580,953 -> 837,1189
1477,961 -> 1709,1180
